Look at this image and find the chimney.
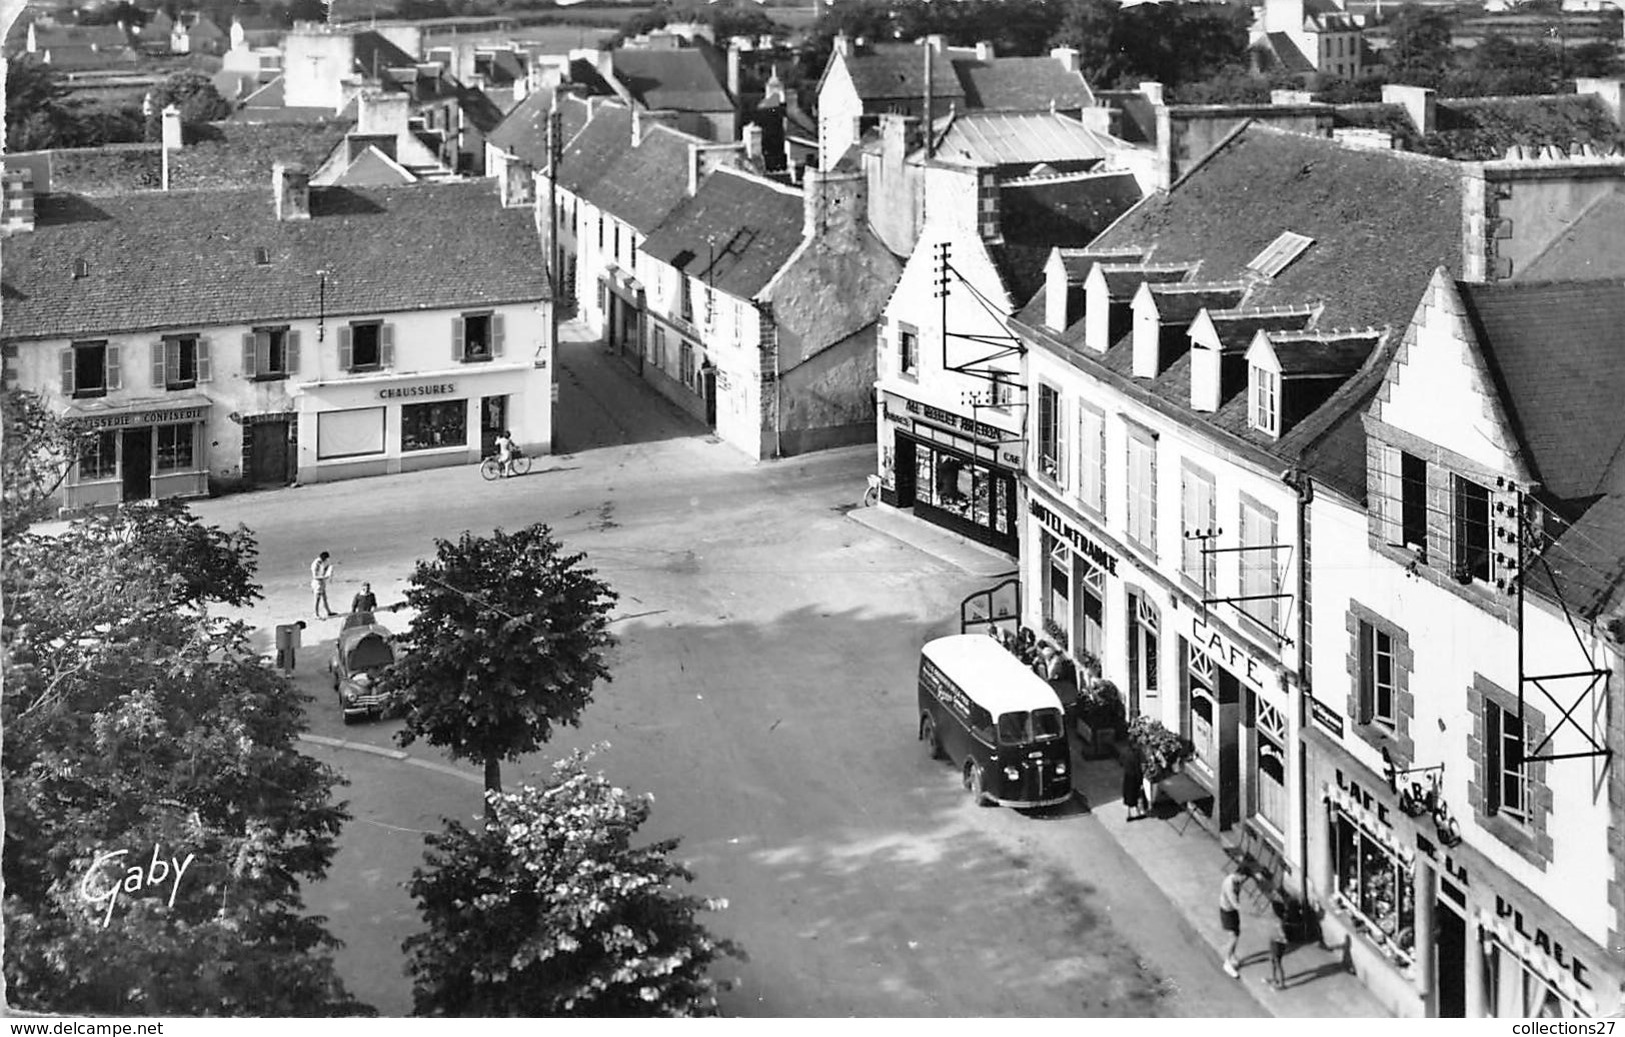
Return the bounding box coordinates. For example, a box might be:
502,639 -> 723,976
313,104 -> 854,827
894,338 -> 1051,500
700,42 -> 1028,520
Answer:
500,154 -> 535,208
1050,47 -> 1080,74
802,167 -> 866,245
727,43 -> 741,100
2,167 -> 36,235
688,142 -> 703,196
273,162 -> 311,221
160,104 -> 183,149
833,34 -> 851,58
974,41 -> 995,61
1575,77 -> 1624,125
924,34 -> 945,52
1382,83 -> 1436,136
1140,81 -> 1165,106
1190,340 -> 1222,412
975,167 -> 1002,245
743,122 -> 764,162
1044,249 -> 1073,331
763,65 -> 785,107
357,90 -> 410,136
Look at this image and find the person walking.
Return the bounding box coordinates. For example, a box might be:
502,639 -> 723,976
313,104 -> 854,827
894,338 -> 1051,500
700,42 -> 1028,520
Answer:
311,551 -> 334,619
1219,868 -> 1248,978
1122,746 -> 1147,821
1263,895 -> 1291,990
350,582 -> 378,615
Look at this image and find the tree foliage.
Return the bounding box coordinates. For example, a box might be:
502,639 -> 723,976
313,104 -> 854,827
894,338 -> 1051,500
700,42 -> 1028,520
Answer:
145,70 -> 234,140
5,58 -> 83,152
384,524 -> 618,800
1,391 -> 82,539
2,504 -> 369,1016
404,748 -> 743,1016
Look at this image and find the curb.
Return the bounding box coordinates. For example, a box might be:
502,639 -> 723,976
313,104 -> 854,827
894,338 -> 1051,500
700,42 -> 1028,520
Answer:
844,505 -> 1017,578
297,733 -> 483,786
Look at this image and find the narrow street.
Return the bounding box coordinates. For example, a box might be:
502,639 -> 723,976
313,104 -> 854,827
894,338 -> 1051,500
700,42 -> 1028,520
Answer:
197,326 -> 1265,1017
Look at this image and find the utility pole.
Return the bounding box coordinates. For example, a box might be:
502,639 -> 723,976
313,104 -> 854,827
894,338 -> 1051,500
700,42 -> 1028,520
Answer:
546,93 -> 562,361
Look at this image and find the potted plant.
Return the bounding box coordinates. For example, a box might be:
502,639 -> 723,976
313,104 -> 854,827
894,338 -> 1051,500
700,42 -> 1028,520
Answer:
1074,679 -> 1125,759
1125,715 -> 1195,782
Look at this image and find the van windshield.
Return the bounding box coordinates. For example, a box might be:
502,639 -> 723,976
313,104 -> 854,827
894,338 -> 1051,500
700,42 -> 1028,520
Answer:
996,708 -> 1065,746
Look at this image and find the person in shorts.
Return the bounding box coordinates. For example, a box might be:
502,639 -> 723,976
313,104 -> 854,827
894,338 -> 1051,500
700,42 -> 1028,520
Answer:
1264,895 -> 1290,989
1219,868 -> 1248,978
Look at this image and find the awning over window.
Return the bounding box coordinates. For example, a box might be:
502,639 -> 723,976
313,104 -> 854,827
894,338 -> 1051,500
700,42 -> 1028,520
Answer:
58,393 -> 213,431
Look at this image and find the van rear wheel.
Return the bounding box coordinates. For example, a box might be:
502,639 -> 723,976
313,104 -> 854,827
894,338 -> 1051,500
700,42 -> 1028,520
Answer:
965,762 -> 992,807
922,715 -> 944,760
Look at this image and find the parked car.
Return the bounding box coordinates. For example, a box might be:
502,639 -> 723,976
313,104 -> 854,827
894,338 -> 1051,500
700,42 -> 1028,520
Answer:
329,611 -> 398,724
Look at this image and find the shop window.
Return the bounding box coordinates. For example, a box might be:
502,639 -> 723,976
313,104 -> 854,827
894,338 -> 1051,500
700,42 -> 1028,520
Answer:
1485,699 -> 1528,823
1036,383 -> 1063,485
343,322 -> 392,371
78,429 -> 119,480
1041,532 -> 1070,647
1485,940 -> 1585,1018
1128,592 -> 1159,715
401,399 -> 468,452
1254,700 -> 1288,834
912,442 -> 1003,534
1190,685 -> 1216,776
317,407 -> 386,460
1077,560 -> 1104,660
1453,475 -> 1492,583
1357,620 -> 1397,732
62,341 -> 118,398
1181,462 -> 1216,591
456,312 -> 502,362
1125,427 -> 1157,556
152,335 -> 209,390
1330,809 -> 1415,963
244,327 -> 297,380
154,422 -> 195,472
1239,496 -> 1280,635
898,324 -> 919,378
1077,403 -> 1105,514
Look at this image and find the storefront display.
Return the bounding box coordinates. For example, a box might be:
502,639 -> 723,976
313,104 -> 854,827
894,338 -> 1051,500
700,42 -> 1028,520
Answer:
401,399 -> 468,452
1331,802 -> 1416,963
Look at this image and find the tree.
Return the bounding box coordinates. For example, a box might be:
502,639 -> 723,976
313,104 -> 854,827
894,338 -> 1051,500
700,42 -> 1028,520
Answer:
5,58 -> 81,151
1383,3 -> 1455,87
384,524 -> 618,804
3,504 -> 370,1016
145,70 -> 233,140
1,391 -> 82,539
403,748 -> 743,1016
1048,0 -> 1124,86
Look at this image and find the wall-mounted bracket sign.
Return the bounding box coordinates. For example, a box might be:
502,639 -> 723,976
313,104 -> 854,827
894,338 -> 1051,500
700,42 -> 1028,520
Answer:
1383,748 -> 1460,847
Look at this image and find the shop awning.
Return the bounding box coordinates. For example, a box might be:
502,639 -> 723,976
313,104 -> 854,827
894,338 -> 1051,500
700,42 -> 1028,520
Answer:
1323,781 -> 1414,864
58,393 -> 213,430
1478,908 -> 1610,1017
601,264 -> 644,304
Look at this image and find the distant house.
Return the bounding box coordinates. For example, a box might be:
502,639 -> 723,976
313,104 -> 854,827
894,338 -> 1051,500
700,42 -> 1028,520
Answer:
1250,0 -> 1366,81
817,36 -> 1096,171
573,39 -> 740,142
175,14 -> 228,57
137,10 -> 175,53
21,21 -> 137,67
230,14 -> 286,52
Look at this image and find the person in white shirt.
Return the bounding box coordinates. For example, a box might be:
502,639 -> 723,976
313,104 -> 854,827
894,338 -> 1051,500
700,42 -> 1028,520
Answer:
311,551 -> 334,619
495,430 -> 517,478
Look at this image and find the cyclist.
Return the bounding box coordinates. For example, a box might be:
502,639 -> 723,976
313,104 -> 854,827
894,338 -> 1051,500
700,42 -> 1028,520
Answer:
494,430 -> 518,478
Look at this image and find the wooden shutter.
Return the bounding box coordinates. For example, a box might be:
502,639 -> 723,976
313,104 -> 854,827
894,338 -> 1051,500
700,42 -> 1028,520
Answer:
338,325 -> 353,372
60,349 -> 74,394
152,340 -> 168,387
490,313 -> 505,356
195,338 -> 212,382
165,338 -> 181,384
1484,703 -> 1501,814
243,332 -> 258,377
105,345 -> 121,389
285,329 -> 301,373
380,324 -> 394,367
452,316 -> 465,361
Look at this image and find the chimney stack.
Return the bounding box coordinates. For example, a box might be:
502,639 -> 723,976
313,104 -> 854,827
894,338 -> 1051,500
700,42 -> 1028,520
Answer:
2,167 -> 36,235
743,122 -> 764,162
273,162 -> 311,221
727,43 -> 741,101
160,104 -> 183,150
1140,81 -> 1165,106
499,155 -> 535,208
974,41 -> 995,61
802,167 -> 866,244
924,34 -> 945,52
1382,83 -> 1436,136
833,33 -> 851,58
1050,47 -> 1080,74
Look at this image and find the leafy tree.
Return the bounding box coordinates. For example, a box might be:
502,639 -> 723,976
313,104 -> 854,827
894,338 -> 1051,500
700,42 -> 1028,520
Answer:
5,58 -> 82,151
2,504 -> 370,1016
1049,0 -> 1124,86
1383,3 -> 1455,87
78,2 -> 149,26
145,70 -> 234,140
403,748 -> 742,1016
1,391 -> 82,539
384,524 -> 618,805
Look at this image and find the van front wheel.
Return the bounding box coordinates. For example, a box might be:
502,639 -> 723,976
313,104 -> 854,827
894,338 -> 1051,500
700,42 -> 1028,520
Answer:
922,715 -> 944,760
965,762 -> 992,807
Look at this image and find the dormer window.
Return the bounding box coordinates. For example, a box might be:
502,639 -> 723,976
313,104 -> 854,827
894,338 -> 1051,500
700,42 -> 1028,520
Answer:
1246,232 -> 1314,279
1250,364 -> 1279,437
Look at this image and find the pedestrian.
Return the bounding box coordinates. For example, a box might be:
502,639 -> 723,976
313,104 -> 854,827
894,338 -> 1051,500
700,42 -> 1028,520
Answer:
1264,895 -> 1290,990
350,581 -> 378,615
495,429 -> 517,478
311,551 -> 334,619
1122,746 -> 1147,821
1219,868 -> 1248,978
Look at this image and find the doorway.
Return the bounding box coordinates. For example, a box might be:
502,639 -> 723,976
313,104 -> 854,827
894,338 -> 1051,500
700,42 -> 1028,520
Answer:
1436,888 -> 1467,1017
121,427 -> 152,501
481,395 -> 508,457
702,365 -> 717,427
248,420 -> 290,485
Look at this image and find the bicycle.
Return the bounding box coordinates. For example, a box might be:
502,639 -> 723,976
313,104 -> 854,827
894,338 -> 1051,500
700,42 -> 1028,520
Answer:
862,474 -> 882,507
480,452 -> 533,481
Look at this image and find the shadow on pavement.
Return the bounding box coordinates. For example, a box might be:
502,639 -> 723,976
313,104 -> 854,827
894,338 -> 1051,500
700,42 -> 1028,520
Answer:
554,333 -> 709,454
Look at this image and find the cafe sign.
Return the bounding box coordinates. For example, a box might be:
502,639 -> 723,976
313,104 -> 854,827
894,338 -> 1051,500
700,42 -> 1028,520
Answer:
1190,613 -> 1269,692
72,405 -> 210,430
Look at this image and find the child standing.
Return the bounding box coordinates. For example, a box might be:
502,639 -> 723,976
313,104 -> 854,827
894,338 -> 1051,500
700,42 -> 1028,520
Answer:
1264,896 -> 1291,990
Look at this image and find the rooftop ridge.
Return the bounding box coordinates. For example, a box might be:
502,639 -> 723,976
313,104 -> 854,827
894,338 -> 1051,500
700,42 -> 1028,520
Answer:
1208,303 -> 1320,320
1147,279 -> 1249,295
1242,121 -> 1463,171
1001,168 -> 1136,188
711,162 -> 804,197
1266,326 -> 1386,342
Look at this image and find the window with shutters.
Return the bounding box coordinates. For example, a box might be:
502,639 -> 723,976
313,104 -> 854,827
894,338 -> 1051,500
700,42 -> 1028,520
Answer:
243,327 -> 297,380
152,335 -> 208,390
1125,426 -> 1157,556
342,321 -> 391,372
455,312 -> 502,362
1181,462 -> 1217,591
1357,620 -> 1397,732
1077,403 -> 1105,515
897,324 -> 918,378
63,341 -> 118,398
78,429 -> 119,480
1485,699 -> 1528,824
1239,495 -> 1281,635
1036,382 -> 1063,485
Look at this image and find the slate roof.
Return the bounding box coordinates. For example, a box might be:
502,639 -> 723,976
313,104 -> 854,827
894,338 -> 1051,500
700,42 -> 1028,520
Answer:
32,24 -> 130,50
580,123 -> 704,235
1093,124 -> 1464,334
1459,279 -> 1625,503
1264,32 -> 1317,74
1,181 -> 549,341
1267,329 -> 1380,375
1148,282 -> 1250,325
953,57 -> 1094,112
612,47 -> 734,113
771,225 -> 903,366
840,44 -> 964,103
487,89 -> 594,170
1520,192 -> 1625,281
995,172 -> 1146,304
187,16 -> 227,43
36,122 -> 354,195
640,167 -> 805,300
555,100 -> 634,197
930,111 -> 1117,168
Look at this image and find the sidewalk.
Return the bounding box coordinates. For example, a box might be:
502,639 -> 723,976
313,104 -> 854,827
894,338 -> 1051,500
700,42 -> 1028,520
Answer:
845,504 -> 1018,579
1074,750 -> 1389,1017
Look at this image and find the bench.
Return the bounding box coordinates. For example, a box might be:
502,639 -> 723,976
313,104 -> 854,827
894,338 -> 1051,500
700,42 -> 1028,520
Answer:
1225,819 -> 1288,907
